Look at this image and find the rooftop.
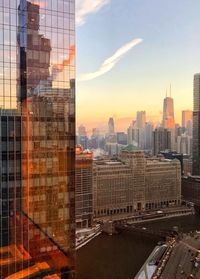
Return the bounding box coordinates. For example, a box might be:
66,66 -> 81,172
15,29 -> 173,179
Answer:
121,144 -> 141,152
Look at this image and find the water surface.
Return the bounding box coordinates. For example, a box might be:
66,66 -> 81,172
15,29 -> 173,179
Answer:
77,215 -> 200,279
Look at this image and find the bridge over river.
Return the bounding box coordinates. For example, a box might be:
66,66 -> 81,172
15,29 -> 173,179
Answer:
115,223 -> 178,239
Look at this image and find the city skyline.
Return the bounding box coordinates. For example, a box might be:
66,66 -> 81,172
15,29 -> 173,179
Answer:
76,0 -> 200,129
77,106 -> 192,135
0,1 -> 200,279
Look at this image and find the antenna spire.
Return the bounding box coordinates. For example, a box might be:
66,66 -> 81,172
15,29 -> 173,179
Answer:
170,84 -> 172,97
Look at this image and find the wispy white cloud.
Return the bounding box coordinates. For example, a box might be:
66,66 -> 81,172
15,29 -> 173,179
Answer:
78,38 -> 143,81
76,0 -> 111,26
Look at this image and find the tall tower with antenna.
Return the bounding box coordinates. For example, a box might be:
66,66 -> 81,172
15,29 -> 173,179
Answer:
162,85 -> 175,129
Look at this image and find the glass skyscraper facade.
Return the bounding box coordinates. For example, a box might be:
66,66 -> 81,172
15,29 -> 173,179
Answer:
162,96 -> 175,129
0,1 -> 75,278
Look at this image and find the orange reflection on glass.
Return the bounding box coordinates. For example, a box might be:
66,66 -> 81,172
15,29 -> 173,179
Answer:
52,45 -> 75,74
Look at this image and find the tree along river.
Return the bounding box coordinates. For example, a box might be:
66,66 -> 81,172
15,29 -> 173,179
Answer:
77,215 -> 200,279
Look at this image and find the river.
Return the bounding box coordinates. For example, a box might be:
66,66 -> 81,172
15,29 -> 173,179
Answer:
77,215 -> 200,279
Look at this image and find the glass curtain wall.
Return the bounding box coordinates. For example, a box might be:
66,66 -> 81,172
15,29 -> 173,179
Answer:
0,0 -> 75,278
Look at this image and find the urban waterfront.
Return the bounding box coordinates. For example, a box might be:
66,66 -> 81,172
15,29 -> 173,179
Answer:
77,215 -> 200,279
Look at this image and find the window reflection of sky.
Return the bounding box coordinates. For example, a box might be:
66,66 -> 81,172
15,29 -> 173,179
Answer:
0,0 -> 75,107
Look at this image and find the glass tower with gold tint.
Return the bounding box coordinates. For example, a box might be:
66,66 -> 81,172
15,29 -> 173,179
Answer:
0,0 -> 75,278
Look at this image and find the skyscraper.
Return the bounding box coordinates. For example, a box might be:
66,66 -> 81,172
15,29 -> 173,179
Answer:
193,73 -> 200,175
162,92 -> 175,129
0,1 -> 75,278
135,111 -> 146,149
77,125 -> 88,149
177,133 -> 192,155
78,124 -> 87,137
108,117 -> 115,134
182,110 -> 192,128
144,122 -> 153,151
0,109 -> 22,248
153,127 -> 171,155
116,132 -> 128,145
127,124 -> 140,147
136,111 -> 146,129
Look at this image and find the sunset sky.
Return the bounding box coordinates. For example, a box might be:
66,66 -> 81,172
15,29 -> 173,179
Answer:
76,0 -> 200,133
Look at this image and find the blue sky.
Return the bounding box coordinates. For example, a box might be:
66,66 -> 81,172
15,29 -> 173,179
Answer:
77,0 -> 200,131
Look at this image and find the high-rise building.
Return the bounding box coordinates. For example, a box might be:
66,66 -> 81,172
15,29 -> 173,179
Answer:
88,128 -> 100,149
187,119 -> 193,137
177,133 -> 192,156
0,109 -> 22,248
108,117 -> 115,134
135,111 -> 146,149
77,126 -> 88,149
136,111 -> 146,129
0,1 -> 75,278
75,145 -> 93,229
193,73 -> 200,175
78,135 -> 88,150
162,93 -> 175,129
127,125 -> 140,147
92,128 -> 100,137
78,124 -> 87,137
106,118 -> 116,144
144,122 -> 153,151
182,110 -> 192,128
182,176 -> 200,211
116,132 -> 128,145
153,127 -> 171,155
183,158 -> 193,176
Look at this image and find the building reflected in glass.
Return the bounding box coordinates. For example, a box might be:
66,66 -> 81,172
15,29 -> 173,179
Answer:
0,0 -> 75,278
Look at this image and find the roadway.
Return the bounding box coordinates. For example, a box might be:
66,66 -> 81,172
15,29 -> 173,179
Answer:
159,233 -> 200,279
96,206 -> 194,224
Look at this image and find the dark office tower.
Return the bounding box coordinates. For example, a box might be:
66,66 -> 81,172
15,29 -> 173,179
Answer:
193,74 -> 200,175
162,91 -> 175,129
0,109 -> 21,247
0,1 -> 75,278
153,127 -> 171,155
108,117 -> 115,134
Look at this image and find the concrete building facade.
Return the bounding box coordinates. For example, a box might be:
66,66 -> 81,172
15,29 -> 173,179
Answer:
93,151 -> 181,219
145,158 -> 181,210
